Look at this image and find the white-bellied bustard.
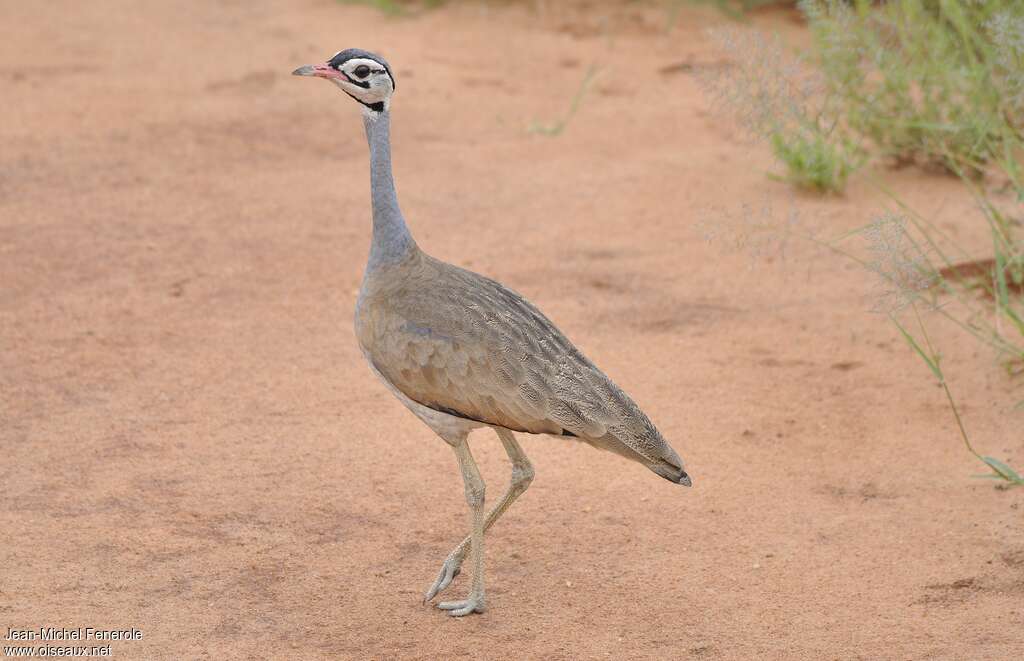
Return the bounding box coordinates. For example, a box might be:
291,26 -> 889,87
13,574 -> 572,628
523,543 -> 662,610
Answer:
294,49 -> 691,617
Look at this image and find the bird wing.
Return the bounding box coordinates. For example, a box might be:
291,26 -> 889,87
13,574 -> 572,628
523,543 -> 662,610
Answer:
355,255 -> 675,466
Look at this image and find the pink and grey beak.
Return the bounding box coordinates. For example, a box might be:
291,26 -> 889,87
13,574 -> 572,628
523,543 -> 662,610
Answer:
292,63 -> 348,81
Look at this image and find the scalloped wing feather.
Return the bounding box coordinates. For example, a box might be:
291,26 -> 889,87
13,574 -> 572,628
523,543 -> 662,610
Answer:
356,253 -> 678,468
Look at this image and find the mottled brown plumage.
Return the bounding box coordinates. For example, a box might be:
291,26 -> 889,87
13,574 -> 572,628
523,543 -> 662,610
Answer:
356,249 -> 688,482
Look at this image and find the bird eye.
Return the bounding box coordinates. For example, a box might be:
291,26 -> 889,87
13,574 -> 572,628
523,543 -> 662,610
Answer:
353,65 -> 371,79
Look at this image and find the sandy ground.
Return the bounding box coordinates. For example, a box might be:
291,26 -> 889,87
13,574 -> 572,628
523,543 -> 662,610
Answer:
2,1 -> 1023,659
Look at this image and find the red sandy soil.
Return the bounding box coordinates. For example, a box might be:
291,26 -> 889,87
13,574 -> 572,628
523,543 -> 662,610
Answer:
2,1 -> 1022,659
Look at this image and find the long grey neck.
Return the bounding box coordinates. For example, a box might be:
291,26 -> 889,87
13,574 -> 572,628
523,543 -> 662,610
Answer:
362,109 -> 417,270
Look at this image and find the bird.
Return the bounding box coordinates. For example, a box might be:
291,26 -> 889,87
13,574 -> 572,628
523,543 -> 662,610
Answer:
293,49 -> 691,617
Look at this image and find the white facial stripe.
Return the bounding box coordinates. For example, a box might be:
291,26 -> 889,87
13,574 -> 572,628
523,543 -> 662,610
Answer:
342,58 -> 385,74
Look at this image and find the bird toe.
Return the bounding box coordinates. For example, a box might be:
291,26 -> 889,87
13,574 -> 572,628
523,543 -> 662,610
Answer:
424,553 -> 464,602
437,598 -> 485,616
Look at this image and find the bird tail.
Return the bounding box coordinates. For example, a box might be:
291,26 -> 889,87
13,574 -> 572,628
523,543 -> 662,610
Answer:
576,429 -> 692,487
648,446 -> 692,487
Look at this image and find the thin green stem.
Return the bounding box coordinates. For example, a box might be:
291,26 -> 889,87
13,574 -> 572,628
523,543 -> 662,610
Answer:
910,303 -> 982,460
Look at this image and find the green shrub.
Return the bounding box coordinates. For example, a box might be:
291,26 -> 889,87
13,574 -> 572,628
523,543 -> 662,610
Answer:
698,27 -> 864,192
769,130 -> 857,192
801,0 -> 1024,176
803,1 -> 1024,481
700,4 -> 1024,481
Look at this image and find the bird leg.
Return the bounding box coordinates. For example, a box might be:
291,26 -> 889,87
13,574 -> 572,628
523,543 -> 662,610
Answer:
425,428 -> 534,603
434,439 -> 487,616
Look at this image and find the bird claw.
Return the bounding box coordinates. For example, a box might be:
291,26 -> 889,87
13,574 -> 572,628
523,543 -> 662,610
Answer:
436,596 -> 485,617
423,551 -> 464,602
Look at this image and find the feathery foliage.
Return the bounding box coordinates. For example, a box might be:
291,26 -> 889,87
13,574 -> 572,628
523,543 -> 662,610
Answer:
698,28 -> 863,192
800,0 -> 1024,177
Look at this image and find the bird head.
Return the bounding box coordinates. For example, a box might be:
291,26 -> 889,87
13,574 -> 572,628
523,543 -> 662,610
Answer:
292,49 -> 395,114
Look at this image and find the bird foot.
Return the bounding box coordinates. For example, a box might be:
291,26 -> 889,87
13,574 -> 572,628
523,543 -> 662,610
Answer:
423,550 -> 465,602
436,595 -> 485,617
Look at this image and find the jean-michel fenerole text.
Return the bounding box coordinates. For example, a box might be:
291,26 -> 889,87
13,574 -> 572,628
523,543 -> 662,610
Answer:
4,627 -> 142,642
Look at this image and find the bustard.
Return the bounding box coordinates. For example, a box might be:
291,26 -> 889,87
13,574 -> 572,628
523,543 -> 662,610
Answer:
294,49 -> 691,617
